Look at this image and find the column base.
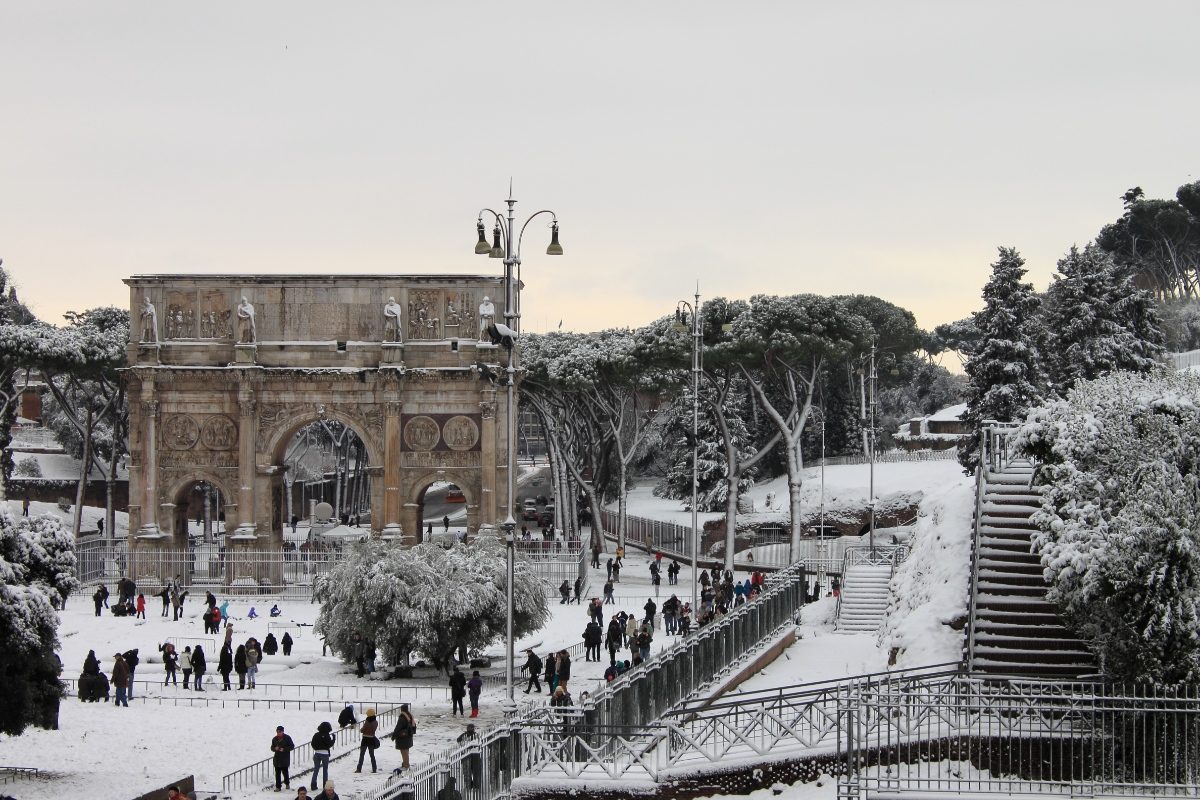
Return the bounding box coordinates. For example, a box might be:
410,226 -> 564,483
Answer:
135,524 -> 166,540
381,523 -> 404,541
229,523 -> 258,541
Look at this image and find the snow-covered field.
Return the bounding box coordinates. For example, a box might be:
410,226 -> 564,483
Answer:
0,459 -> 974,800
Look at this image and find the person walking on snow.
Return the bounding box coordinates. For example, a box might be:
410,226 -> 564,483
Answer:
281,632 -> 294,656
522,649 -> 542,694
558,580 -> 570,604
606,619 -> 623,665
235,644 -> 248,689
467,670 -> 483,717
583,620 -> 602,662
191,645 -> 207,690
603,580 -> 614,604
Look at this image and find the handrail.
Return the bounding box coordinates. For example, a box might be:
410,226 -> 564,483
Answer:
964,458 -> 987,670
834,544 -> 909,622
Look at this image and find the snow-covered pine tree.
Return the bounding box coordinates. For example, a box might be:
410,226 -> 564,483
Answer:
654,386 -> 756,511
958,247 -> 1046,472
0,507 -> 75,734
1042,243 -> 1164,394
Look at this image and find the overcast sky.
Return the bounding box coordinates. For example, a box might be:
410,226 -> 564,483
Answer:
2,2 -> 1196,334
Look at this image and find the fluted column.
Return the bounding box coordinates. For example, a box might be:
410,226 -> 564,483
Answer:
137,394 -> 161,536
233,387 -> 258,537
480,392 -> 497,527
382,399 -> 403,537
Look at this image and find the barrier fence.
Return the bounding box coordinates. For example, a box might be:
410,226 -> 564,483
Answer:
63,676 -> 452,704
74,539 -> 585,602
838,675 -> 1200,799
222,705 -> 404,795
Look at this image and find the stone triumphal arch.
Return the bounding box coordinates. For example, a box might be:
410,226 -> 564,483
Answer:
124,274 -> 514,584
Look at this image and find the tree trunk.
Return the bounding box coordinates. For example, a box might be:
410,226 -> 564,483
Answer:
72,406 -> 94,539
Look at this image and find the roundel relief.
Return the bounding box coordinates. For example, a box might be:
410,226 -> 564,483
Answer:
200,415 -> 238,450
443,415 -> 480,451
403,415 -> 441,451
161,414 -> 200,450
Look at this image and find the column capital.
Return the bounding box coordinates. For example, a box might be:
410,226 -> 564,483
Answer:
140,400 -> 159,418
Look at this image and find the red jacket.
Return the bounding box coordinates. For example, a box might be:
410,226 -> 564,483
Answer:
136,596 -> 145,612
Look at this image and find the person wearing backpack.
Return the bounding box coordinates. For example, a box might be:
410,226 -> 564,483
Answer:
355,708 -> 379,773
390,703 -> 416,771
522,649 -> 542,694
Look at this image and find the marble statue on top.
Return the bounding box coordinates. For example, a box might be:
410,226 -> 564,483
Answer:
139,297 -> 159,343
383,296 -> 403,342
236,296 -> 256,344
478,296 -> 496,341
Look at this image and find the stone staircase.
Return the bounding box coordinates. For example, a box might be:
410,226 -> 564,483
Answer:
968,457 -> 1096,679
835,562 -> 895,633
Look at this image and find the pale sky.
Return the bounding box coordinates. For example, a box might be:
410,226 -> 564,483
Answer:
2,2 -> 1197,334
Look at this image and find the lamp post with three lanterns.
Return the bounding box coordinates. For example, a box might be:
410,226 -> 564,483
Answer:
472,186 -> 563,711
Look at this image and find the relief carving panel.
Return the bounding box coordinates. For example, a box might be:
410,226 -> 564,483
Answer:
161,414 -> 200,450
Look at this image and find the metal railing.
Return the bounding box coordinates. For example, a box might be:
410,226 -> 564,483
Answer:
598,509 -> 699,562
980,421 -> 1023,475
838,675 -> 1200,799
809,448 -> 958,467
833,544 -> 910,622
357,562 -> 811,800
0,766 -> 39,785
222,704 -> 403,795
63,676 -> 450,704
965,460 -> 988,671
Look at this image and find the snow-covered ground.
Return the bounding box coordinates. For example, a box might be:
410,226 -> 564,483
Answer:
1,458 -> 975,800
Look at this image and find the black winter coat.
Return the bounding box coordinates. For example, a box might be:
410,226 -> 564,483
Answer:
270,733 -> 295,762
449,670 -> 467,698
584,622 -> 602,646
263,634 -> 278,655
219,645 -> 233,673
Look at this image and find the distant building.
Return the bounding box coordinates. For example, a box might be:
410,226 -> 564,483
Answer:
893,403 -> 968,451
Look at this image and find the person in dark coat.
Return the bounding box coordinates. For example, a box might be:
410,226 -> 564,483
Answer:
467,670 -> 483,718
435,776 -> 462,800
263,633 -> 279,656
522,649 -> 542,694
112,653 -> 130,707
122,648 -> 139,699
556,651 -> 572,694
605,619 -> 623,666
573,577 -> 583,604
93,587 -> 104,616
157,587 -> 171,617
558,580 -> 570,604
390,703 -> 416,770
337,703 -> 356,728
83,650 -> 100,675
160,642 -> 179,686
448,665 -> 466,715
218,643 -> 234,691
270,725 -> 296,791
456,723 -> 482,790
583,620 -> 602,662
191,645 -> 207,691
544,651 -> 557,694
235,644 -> 248,689
310,721 -> 335,790
281,632 -> 294,656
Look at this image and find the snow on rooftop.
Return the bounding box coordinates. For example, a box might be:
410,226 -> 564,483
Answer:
927,402 -> 967,422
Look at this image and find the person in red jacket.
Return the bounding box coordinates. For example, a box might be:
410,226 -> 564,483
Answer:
135,593 -> 146,619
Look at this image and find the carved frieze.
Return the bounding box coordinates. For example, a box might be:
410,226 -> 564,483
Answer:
199,289 -> 233,339
408,291 -> 441,341
165,291 -> 196,339
400,451 -> 482,469
443,290 -> 475,338
159,451 -> 239,469
161,414 -> 200,450
200,415 -> 238,450
479,401 -> 496,420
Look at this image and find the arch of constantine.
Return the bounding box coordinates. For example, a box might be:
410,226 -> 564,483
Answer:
123,274 -> 514,584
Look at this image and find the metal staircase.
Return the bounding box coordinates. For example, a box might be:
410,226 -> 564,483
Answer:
835,545 -> 908,633
965,424 -> 1096,679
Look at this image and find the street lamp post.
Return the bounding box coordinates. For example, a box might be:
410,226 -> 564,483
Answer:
474,185 -> 563,712
673,289 -> 701,614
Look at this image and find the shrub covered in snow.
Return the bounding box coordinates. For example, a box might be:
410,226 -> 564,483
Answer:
0,507 -> 76,734
1018,370 -> 1200,682
314,537 -> 550,672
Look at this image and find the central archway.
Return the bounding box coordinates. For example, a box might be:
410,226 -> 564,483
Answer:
403,471 -> 482,543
